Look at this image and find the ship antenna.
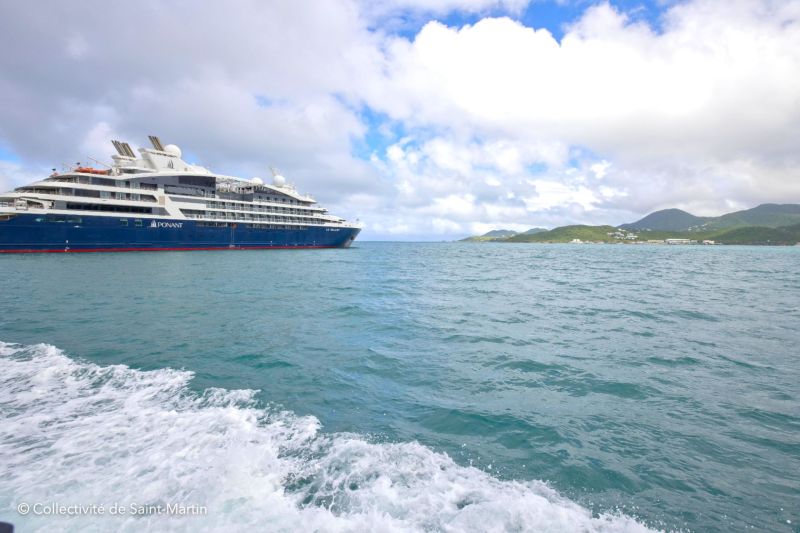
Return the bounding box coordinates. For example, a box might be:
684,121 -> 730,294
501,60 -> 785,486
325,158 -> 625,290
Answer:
269,166 -> 279,177
87,156 -> 112,168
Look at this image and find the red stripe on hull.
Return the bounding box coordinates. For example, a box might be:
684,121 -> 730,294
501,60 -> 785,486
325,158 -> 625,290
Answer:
0,245 -> 340,254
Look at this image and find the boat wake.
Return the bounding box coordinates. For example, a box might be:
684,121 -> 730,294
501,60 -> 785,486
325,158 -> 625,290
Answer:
0,341 -> 656,532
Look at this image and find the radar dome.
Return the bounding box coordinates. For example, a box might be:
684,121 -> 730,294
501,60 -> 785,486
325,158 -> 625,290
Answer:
163,144 -> 182,158
251,177 -> 264,185
273,174 -> 286,187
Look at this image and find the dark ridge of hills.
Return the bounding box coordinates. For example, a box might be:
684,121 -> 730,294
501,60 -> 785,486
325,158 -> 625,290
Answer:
483,229 -> 518,238
506,225 -> 618,243
459,229 -> 518,242
460,204 -> 800,245
621,204 -> 800,232
619,208 -> 710,231
713,223 -> 800,245
460,227 -> 549,242
702,204 -> 800,230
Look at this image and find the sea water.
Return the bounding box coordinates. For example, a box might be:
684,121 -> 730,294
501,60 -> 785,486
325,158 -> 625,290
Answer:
0,242 -> 797,532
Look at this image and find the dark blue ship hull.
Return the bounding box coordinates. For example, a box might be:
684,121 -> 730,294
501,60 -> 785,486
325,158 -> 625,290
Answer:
0,214 -> 360,253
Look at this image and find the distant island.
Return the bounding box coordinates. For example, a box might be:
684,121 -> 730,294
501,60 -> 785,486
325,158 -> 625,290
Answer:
460,204 -> 800,245
461,228 -> 548,242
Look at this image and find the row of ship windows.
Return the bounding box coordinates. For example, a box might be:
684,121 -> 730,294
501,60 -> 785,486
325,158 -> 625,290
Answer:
32,182 -> 311,211
34,216 -> 83,223
36,217 -> 153,227
38,182 -> 308,209
73,189 -> 155,202
65,203 -> 153,213
48,176 -> 308,206
58,202 -> 329,221
196,222 -> 307,230
183,213 -> 317,224
201,204 -> 314,214
21,188 -> 156,202
28,216 -> 310,231
208,198 -> 301,206
34,217 -> 147,227
168,189 -> 305,205
51,176 -> 159,190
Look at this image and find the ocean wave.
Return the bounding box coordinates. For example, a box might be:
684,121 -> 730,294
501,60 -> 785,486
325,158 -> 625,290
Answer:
0,341 -> 656,532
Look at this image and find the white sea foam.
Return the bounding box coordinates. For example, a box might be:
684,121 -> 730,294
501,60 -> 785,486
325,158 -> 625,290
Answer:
0,342 -> 657,532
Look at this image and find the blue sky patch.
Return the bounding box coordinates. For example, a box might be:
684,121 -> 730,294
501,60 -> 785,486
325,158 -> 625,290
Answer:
0,142 -> 20,163
381,0 -> 674,42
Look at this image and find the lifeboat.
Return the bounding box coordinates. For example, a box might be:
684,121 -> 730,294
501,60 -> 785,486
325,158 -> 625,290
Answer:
74,167 -> 110,175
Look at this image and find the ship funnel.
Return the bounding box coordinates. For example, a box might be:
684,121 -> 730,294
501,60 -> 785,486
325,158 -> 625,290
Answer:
148,135 -> 165,151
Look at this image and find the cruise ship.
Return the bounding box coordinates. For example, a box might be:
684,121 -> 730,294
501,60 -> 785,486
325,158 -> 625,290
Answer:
0,136 -> 361,252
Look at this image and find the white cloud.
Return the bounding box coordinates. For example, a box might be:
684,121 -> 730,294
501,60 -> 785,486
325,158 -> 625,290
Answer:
429,194 -> 477,216
356,0 -> 800,236
431,217 -> 464,234
0,0 -> 387,207
591,161 -> 611,180
1,0 -> 799,239
370,2 -> 800,161
80,122 -> 120,163
0,161 -> 44,196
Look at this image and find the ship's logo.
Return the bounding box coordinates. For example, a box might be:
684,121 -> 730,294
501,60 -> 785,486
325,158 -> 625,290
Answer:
149,221 -> 183,229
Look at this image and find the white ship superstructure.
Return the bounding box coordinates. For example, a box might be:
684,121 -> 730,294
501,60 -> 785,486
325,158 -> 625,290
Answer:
0,136 -> 361,252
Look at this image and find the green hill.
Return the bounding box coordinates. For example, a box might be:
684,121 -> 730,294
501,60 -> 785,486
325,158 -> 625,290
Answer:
712,223 -> 800,245
457,204 -> 800,245
471,223 -> 800,245
460,229 -> 518,242
460,227 -> 548,242
622,204 -> 800,232
521,227 -> 548,235
700,204 -> 800,231
507,225 -> 618,243
620,208 -> 709,231
483,229 -> 518,238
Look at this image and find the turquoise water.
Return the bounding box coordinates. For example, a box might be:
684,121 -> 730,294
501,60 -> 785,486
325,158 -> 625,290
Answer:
1,242 -> 798,532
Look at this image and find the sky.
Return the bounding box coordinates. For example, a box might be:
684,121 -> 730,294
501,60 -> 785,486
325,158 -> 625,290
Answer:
1,0 -> 799,240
